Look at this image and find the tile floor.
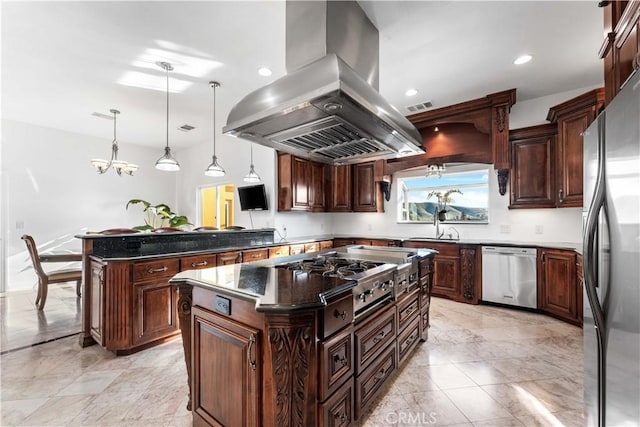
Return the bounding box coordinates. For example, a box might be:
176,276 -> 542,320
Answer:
0,296 -> 584,426
1,284 -> 82,353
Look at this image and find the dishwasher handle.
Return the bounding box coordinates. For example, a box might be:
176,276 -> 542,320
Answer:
482,246 -> 536,256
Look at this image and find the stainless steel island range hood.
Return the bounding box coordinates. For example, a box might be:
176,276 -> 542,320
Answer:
223,1 -> 424,165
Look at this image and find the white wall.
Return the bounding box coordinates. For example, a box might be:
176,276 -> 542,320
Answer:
176,133 -> 334,240
2,120 -> 177,290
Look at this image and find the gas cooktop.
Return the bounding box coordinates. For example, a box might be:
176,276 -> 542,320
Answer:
275,255 -> 387,279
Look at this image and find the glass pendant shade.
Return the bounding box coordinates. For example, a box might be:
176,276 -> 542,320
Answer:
205,155 -> 225,177
243,143 -> 261,182
156,61 -> 180,172
155,146 -> 180,171
243,164 -> 261,183
90,109 -> 136,176
204,81 -> 225,177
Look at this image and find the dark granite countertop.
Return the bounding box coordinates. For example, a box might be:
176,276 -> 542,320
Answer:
169,254 -> 361,312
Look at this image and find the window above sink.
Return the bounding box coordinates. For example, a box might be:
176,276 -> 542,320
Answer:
397,164 -> 490,224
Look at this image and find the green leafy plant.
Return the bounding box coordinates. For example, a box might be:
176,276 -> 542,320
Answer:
126,199 -> 192,231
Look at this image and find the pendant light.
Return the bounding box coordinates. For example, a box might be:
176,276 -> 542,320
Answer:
243,143 -> 261,183
91,109 -> 138,176
204,81 -> 225,177
155,61 -> 180,171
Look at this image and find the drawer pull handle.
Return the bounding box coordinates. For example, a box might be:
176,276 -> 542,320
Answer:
147,266 -> 168,274
373,368 -> 387,384
334,310 -> 347,320
372,331 -> 386,344
333,413 -> 347,423
404,307 -> 416,316
248,334 -> 256,370
191,261 -> 208,267
333,355 -> 347,367
404,334 -> 417,348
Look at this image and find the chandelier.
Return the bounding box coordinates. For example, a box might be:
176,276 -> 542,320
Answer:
91,109 -> 138,176
426,164 -> 446,178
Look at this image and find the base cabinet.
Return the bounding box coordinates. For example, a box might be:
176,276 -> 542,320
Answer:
538,248 -> 580,326
192,307 -> 261,427
132,281 -> 178,346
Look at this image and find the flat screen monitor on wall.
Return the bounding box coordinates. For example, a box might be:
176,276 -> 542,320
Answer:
238,184 -> 269,211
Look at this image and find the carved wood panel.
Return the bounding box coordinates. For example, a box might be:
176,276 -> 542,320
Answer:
267,313 -> 317,427
460,247 -> 477,302
104,262 -> 132,350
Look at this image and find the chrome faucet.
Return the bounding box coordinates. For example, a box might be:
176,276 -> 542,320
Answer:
433,209 -> 444,239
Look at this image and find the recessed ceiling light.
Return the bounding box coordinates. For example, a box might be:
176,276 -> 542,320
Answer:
405,88 -> 418,97
258,67 -> 272,77
514,54 -> 533,65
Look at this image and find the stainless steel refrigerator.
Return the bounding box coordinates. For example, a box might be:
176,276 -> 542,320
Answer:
583,69 -> 640,427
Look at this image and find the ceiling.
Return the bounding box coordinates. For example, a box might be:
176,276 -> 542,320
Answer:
1,1 -> 604,151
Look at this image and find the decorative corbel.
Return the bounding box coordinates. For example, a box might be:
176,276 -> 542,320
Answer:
497,169 -> 509,196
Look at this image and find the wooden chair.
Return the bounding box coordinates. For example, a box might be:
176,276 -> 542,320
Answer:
193,226 -> 218,231
21,235 -> 82,310
223,226 -> 245,230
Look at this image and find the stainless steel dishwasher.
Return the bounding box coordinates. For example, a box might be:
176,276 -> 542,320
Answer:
481,246 -> 537,309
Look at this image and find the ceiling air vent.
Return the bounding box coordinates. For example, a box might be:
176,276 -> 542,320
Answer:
178,124 -> 195,132
406,100 -> 433,113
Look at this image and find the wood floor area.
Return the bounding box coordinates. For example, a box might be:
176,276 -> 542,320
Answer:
0,297 -> 584,426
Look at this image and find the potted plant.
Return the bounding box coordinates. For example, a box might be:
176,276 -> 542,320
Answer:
126,199 -> 192,231
427,189 -> 462,222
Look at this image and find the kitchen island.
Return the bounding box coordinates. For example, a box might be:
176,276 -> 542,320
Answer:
170,248 -> 436,426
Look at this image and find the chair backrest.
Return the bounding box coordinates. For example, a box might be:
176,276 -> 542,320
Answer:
194,226 -> 218,231
21,235 -> 46,279
224,226 -> 245,230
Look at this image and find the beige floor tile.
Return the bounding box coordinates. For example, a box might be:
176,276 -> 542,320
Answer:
56,370 -> 122,396
406,390 -> 470,425
20,395 -> 95,426
454,360 -> 511,385
516,409 -> 584,427
423,363 -> 476,389
472,417 -> 525,426
0,398 -> 49,425
443,386 -> 511,421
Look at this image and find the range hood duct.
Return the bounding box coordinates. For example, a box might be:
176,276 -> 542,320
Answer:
223,0 -> 424,165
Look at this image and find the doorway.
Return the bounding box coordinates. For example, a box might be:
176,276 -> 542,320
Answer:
198,184 -> 235,229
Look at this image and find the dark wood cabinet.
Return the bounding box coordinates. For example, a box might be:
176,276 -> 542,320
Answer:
89,260 -> 105,346
353,162 -> 383,213
546,88 -> 604,208
277,152 -> 326,212
268,245 -> 290,258
509,124 -> 557,208
333,238 -> 355,247
600,1 -> 640,105
132,259 -> 180,348
538,248 -> 581,326
328,165 -> 352,212
510,89 -> 604,209
192,306 -> 260,427
242,248 -> 268,262
180,254 -> 217,270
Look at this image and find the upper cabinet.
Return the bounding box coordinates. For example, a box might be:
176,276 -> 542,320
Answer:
510,89 -> 604,209
547,88 -> 604,208
278,152 -> 384,213
352,161 -> 383,213
277,153 -> 326,212
600,0 -> 640,105
509,124 -> 557,209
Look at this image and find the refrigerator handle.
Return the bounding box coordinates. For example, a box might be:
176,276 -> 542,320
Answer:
583,113 -> 607,427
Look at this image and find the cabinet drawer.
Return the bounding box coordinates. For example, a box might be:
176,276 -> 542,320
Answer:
133,258 -> 179,282
217,251 -> 242,265
180,254 -> 217,271
268,245 -> 290,258
243,248 -> 268,262
333,238 -> 355,248
289,244 -> 305,255
321,295 -> 354,339
304,242 -> 320,253
319,327 -> 354,402
419,258 -> 433,278
355,343 -> 396,420
319,240 -> 334,250
319,377 -> 353,427
397,317 -> 420,365
397,289 -> 419,332
354,304 -> 396,374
